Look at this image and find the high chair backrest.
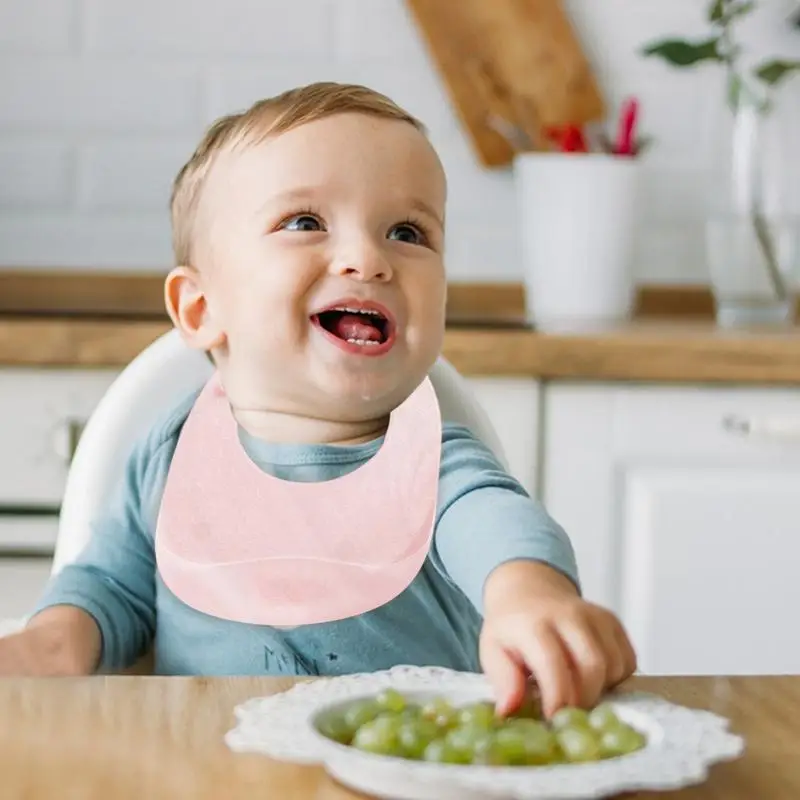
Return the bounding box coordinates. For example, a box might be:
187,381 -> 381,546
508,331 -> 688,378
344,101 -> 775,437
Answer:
53,329 -> 508,574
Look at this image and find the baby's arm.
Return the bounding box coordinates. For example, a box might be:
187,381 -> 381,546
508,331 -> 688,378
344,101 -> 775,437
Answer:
432,425 -> 580,611
0,434 -> 166,676
432,426 -> 635,716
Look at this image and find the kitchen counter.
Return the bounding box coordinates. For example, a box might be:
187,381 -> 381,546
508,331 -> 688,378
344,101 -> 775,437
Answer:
3,271 -> 800,383
0,674 -> 796,799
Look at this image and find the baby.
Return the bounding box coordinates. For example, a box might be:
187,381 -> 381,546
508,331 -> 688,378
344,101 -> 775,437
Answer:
0,82 -> 635,717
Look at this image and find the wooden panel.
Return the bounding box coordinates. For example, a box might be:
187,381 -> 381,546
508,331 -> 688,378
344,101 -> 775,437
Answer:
405,0 -> 604,166
0,270 -> 734,322
4,315 -> 800,385
0,270 -> 168,318
0,676 -> 797,798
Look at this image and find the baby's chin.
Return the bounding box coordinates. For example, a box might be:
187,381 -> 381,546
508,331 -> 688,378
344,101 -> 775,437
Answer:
314,358 -> 429,409
312,378 -> 412,422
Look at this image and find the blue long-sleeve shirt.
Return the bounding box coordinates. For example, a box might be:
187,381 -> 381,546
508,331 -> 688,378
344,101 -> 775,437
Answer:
34,391 -> 579,675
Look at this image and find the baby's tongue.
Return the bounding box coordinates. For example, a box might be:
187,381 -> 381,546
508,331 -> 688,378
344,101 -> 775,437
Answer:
333,313 -> 382,342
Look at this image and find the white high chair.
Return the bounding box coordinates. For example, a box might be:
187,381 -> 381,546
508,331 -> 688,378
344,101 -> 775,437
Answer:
0,329 -> 508,638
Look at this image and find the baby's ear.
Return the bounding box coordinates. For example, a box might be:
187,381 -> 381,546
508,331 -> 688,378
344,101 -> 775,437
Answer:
164,266 -> 226,352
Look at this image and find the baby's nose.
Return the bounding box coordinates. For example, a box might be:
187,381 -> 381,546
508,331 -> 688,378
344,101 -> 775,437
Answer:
332,250 -> 393,282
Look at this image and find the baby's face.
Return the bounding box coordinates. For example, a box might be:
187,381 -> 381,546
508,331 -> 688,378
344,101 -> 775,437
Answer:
196,112 -> 447,425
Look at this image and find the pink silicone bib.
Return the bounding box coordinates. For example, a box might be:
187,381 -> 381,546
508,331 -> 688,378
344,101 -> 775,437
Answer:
154,374 -> 441,626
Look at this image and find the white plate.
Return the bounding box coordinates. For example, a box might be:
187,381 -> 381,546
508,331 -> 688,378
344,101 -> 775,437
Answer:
225,665 -> 745,800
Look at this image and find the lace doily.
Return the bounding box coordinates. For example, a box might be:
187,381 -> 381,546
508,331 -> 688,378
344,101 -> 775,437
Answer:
225,665 -> 745,800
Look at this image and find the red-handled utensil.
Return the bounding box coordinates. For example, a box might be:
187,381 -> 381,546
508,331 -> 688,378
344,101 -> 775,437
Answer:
615,97 -> 639,156
544,124 -> 588,153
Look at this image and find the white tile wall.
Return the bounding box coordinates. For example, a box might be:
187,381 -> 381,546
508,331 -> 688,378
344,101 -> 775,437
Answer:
0,0 -> 797,282
0,139 -> 73,208
0,0 -> 77,54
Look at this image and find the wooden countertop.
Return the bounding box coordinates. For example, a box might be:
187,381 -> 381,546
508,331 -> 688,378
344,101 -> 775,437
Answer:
3,271 -> 800,383
0,675 -> 796,799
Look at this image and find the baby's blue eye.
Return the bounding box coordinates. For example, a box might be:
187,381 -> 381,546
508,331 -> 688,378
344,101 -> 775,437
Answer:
283,214 -> 322,232
388,223 -> 424,245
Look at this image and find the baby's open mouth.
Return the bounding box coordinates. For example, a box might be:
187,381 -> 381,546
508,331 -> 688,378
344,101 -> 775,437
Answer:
311,306 -> 391,347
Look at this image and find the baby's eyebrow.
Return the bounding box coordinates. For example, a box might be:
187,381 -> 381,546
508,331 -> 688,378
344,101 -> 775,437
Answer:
409,199 -> 444,230
257,188 -> 444,229
257,187 -> 321,215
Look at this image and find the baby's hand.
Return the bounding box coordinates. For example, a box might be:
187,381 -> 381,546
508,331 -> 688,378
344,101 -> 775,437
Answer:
0,608 -> 100,676
0,627 -> 56,675
480,562 -> 637,719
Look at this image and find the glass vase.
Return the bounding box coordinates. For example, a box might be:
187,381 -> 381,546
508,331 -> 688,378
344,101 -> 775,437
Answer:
705,98 -> 800,328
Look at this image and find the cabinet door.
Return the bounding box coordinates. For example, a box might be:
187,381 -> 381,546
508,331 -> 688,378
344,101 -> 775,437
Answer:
0,369 -> 118,505
0,558 -> 52,621
0,517 -> 58,623
542,383 -> 800,675
466,378 -> 540,496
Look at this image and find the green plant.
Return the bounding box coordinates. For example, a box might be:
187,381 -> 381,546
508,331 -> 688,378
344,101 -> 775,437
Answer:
641,0 -> 799,308
641,0 -> 800,113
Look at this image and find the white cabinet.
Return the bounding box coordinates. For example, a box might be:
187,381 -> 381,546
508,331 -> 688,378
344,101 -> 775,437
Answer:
0,558 -> 53,620
0,369 -> 118,504
466,377 -> 540,495
0,516 -> 58,621
542,383 -> 800,676
0,369 -> 117,623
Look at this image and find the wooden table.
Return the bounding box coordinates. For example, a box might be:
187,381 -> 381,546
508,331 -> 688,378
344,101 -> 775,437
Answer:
0,675 -> 796,799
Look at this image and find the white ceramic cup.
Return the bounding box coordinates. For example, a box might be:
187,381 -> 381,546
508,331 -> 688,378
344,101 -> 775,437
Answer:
515,152 -> 641,328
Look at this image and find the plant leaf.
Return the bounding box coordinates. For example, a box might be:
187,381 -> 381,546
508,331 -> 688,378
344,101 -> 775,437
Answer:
709,0 -> 755,22
708,0 -> 726,23
641,37 -> 722,67
754,59 -> 800,87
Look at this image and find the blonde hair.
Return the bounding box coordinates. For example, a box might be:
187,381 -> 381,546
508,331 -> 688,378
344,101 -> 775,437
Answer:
170,81 -> 426,266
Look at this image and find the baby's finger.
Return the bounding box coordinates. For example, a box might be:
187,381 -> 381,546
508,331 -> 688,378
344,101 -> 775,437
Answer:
613,619 -> 638,680
557,621 -> 608,709
591,619 -> 628,688
514,623 -> 576,718
480,637 -> 528,717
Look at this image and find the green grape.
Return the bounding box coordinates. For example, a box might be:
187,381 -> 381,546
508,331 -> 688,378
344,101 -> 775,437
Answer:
505,717 -> 546,732
352,719 -> 399,755
486,726 -> 529,765
510,695 -> 544,721
587,703 -> 621,732
338,691 -> 647,766
423,738 -> 472,764
421,697 -> 456,729
472,732 -> 513,766
376,688 -> 407,713
396,718 -> 441,760
550,706 -> 590,730
456,701 -> 496,729
315,711 -> 353,744
372,713 -> 403,734
399,702 -> 422,720
509,721 -> 560,765
446,723 -> 490,762
599,724 -> 646,758
343,699 -> 382,731
556,725 -> 601,763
